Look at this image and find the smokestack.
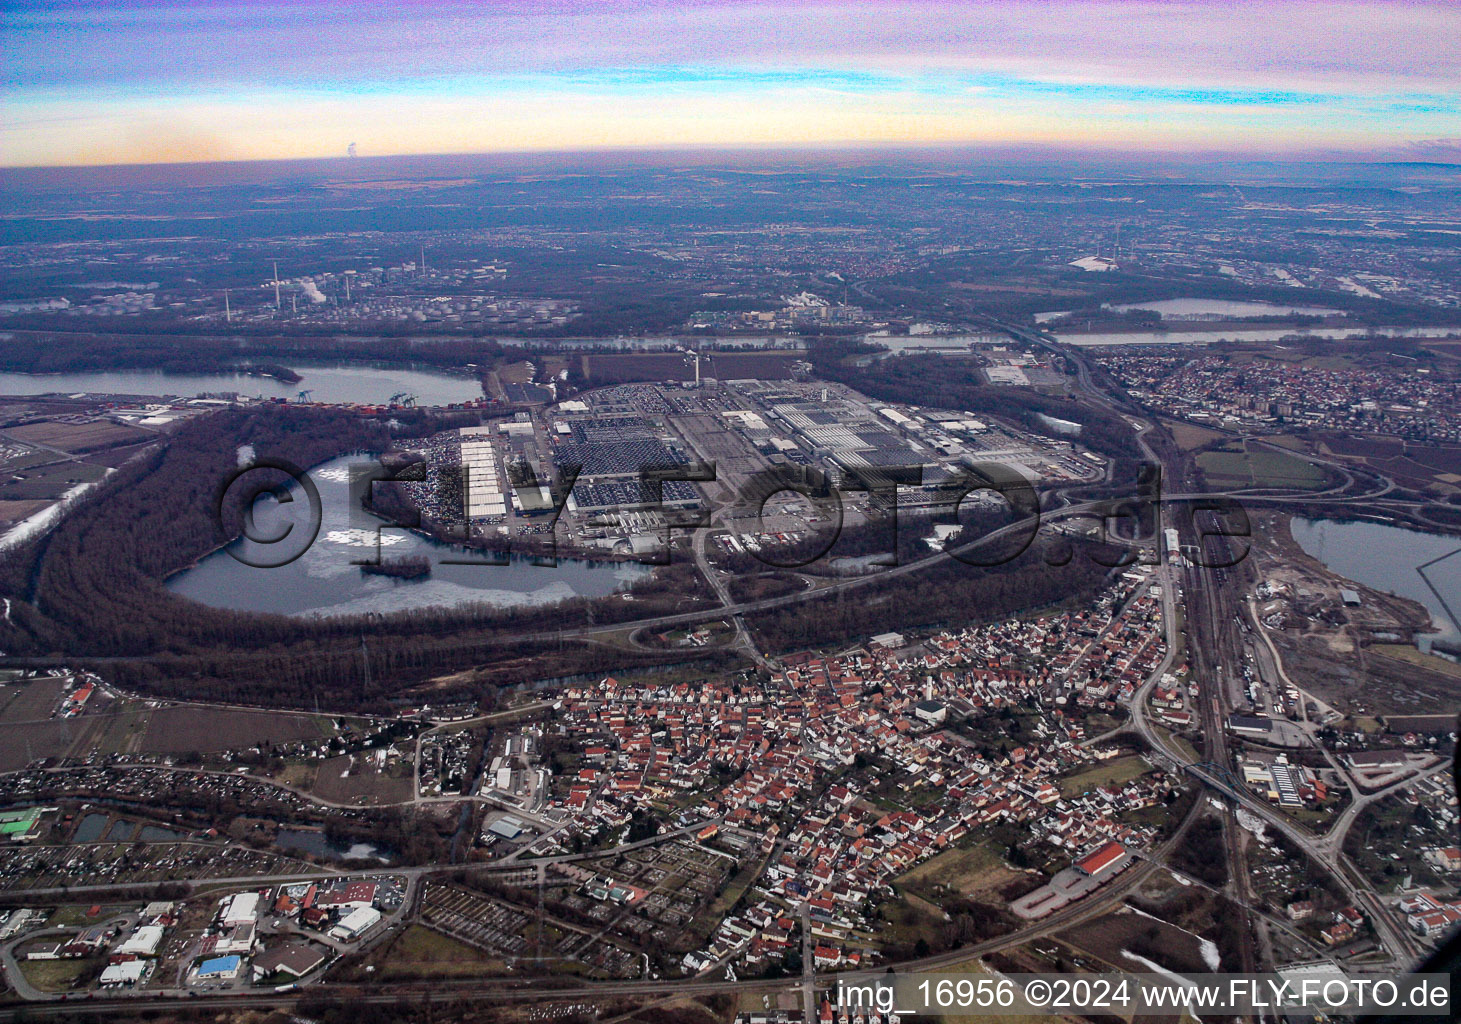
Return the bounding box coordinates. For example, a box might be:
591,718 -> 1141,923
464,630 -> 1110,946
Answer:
420,244 -> 426,278
273,261 -> 281,309
224,289 -> 231,324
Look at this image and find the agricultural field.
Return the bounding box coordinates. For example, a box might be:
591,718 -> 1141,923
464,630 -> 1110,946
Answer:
1196,443 -> 1332,491
0,497 -> 49,527
365,923 -> 510,979
138,705 -> 333,754
18,955 -> 105,994
69,701 -> 151,757
0,459 -> 108,501
0,674 -> 70,722
875,888 -> 955,954
0,719 -> 80,771
1057,905 -> 1219,975
1058,754 -> 1153,798
306,751 -> 415,805
899,953 -> 1060,1024
898,841 -> 1022,901
494,360 -> 537,385
2,419 -> 151,453
1163,418 -> 1228,453
0,448 -> 52,473
1297,432 -> 1461,493
0,675 -> 84,770
1370,643 -> 1461,680
0,685 -> 344,770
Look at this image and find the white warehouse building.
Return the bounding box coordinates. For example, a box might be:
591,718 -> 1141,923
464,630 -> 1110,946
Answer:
329,905 -> 382,942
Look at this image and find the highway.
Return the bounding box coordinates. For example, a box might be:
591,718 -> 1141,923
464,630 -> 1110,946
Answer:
1016,318 -> 1432,974
0,318 -> 1448,1016
0,452 -> 1411,679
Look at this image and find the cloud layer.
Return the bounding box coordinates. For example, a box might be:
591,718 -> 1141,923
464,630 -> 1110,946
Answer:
3,1 -> 1458,165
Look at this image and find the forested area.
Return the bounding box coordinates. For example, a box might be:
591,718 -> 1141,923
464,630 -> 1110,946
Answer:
745,536 -> 1113,652
0,406 -> 733,710
806,338 -> 1147,462
0,330 -> 515,376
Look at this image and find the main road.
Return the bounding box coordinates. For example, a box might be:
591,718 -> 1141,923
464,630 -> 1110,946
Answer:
1038,320 -> 1424,970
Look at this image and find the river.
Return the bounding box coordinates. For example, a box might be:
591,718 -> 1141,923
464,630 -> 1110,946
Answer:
0,364 -> 484,406
1290,517 -> 1461,646
166,454 -> 649,617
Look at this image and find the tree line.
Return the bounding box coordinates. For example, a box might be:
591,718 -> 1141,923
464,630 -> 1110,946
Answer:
0,406 -> 736,710
745,537 -> 1113,653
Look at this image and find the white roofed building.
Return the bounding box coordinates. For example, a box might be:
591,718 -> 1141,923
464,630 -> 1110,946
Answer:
218,891 -> 260,928
115,925 -> 164,957
329,905 -> 382,941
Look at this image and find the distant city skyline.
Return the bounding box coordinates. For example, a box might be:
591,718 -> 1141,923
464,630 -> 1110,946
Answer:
2,0 -> 1459,167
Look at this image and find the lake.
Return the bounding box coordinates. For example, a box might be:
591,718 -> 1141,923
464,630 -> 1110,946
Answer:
1105,298 -> 1340,319
135,824 -> 185,842
1290,517 -> 1461,645
167,454 -> 649,617
0,364 -> 484,406
275,828 -> 389,863
73,812 -> 109,842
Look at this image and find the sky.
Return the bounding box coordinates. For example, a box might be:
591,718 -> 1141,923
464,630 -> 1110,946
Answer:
2,0 -> 1459,167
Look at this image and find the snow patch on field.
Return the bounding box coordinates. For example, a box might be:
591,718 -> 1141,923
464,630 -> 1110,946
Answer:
1236,808 -> 1269,843
1121,951 -> 1205,1021
1122,905 -> 1222,971
0,476 -> 111,550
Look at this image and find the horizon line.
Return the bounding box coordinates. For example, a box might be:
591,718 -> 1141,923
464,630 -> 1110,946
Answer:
3,139 -> 1459,177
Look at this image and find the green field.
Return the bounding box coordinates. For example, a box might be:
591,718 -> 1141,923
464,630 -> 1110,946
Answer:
1059,754 -> 1152,798
48,903 -> 130,927
1372,644 -> 1461,679
1197,446 -> 1330,490
899,842 -> 1016,898
19,956 -> 103,992
371,924 -> 509,979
